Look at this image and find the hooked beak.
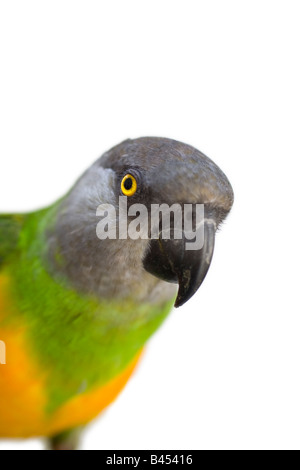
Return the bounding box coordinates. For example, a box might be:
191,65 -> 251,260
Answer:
143,219 -> 216,307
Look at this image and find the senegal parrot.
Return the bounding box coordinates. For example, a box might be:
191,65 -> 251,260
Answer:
0,137 -> 233,449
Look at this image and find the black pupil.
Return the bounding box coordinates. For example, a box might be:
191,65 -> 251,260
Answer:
124,177 -> 133,191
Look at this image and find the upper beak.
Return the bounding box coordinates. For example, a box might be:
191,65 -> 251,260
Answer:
143,219 -> 216,307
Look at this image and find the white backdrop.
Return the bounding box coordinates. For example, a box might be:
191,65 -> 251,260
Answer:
0,1 -> 299,450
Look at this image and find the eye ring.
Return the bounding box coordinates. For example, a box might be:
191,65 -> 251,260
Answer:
121,174 -> 138,196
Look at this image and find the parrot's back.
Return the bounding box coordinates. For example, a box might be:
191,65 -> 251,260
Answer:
0,214 -> 25,268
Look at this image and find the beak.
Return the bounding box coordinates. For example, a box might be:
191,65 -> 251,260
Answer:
143,219 -> 216,308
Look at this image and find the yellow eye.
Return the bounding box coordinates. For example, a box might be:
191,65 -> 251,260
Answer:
121,174 -> 137,196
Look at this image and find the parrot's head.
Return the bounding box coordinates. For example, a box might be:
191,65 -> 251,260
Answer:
52,137 -> 233,307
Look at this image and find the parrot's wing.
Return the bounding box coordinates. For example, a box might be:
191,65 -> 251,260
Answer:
0,214 -> 25,269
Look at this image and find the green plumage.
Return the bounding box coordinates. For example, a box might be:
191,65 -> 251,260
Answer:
0,207 -> 173,412
0,214 -> 25,267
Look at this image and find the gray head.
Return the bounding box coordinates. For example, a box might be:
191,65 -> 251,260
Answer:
49,137 -> 234,307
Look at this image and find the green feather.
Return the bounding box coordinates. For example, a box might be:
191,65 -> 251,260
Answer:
0,214 -> 26,267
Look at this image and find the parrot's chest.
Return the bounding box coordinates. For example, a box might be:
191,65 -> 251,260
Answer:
0,271 -> 172,437
0,313 -> 141,437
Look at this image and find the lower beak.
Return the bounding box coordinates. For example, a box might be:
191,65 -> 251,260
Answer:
143,219 -> 216,307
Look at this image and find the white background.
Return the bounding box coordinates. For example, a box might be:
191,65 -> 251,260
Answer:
0,1 -> 299,450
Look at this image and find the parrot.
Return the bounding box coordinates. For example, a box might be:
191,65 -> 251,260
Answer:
0,137 -> 233,450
